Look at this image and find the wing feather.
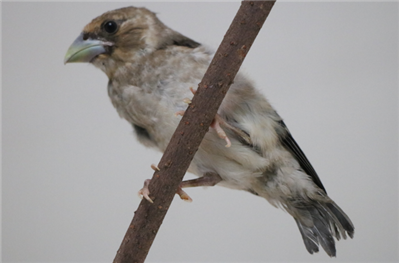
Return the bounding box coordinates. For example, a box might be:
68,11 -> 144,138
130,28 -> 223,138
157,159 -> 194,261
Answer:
277,120 -> 327,193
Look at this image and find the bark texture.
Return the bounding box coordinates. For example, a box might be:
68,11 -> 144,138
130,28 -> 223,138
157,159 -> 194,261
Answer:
113,1 -> 276,262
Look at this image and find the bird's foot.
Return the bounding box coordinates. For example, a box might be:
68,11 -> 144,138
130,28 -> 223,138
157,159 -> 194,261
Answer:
138,172 -> 221,203
138,178 -> 193,203
213,114 -> 253,147
176,187 -> 193,202
180,172 -> 222,188
175,110 -> 185,117
176,111 -> 232,147
181,87 -> 197,106
151,163 -> 192,201
211,115 -> 232,148
177,87 -> 232,147
138,179 -> 153,203
151,164 -> 160,171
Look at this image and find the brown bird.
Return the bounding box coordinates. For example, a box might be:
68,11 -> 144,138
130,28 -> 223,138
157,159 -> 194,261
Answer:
64,6 -> 354,257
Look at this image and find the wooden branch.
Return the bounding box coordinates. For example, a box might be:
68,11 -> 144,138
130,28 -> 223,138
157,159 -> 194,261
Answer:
113,1 -> 275,262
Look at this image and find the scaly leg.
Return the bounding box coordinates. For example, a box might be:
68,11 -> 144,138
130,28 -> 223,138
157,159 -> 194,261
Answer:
180,172 -> 222,188
177,172 -> 223,202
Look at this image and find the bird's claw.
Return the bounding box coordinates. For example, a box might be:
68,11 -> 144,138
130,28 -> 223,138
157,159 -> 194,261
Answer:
138,179 -> 154,203
151,164 -> 160,171
176,187 -> 193,202
138,179 -> 193,203
183,98 -> 192,104
175,110 -> 185,117
211,115 -> 232,148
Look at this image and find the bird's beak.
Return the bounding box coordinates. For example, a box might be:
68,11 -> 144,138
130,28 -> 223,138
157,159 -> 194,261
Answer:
64,33 -> 110,64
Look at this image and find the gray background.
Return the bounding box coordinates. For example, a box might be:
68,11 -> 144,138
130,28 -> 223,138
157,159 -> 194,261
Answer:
2,1 -> 398,262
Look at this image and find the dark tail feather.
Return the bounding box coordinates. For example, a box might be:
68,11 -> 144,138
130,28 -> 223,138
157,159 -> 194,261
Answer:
326,202 -> 355,238
295,219 -> 319,254
290,200 -> 354,257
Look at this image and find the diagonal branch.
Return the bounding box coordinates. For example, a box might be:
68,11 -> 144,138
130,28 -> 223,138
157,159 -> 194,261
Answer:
113,1 -> 276,262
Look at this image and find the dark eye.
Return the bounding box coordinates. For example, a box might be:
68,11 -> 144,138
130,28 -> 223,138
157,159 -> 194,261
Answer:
103,20 -> 118,34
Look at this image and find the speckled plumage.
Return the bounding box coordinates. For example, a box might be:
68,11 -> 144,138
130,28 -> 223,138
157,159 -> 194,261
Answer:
65,6 -> 354,257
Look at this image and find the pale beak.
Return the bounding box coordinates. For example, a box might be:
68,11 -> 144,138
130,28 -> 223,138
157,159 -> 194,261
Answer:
64,33 -> 110,64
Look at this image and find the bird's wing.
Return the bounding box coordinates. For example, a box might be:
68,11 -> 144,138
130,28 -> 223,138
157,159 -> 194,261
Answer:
277,120 -> 327,193
221,113 -> 326,193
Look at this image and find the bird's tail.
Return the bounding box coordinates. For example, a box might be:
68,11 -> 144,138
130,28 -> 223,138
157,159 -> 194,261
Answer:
287,199 -> 354,257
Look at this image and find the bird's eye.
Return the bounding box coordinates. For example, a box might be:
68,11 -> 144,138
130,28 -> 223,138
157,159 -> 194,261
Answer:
103,20 -> 118,34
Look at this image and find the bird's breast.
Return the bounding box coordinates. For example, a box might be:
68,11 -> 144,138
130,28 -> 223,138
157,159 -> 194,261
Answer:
107,79 -> 189,151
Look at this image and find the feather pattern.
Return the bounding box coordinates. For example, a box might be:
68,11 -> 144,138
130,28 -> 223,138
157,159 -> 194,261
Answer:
65,6 -> 355,257
288,199 -> 354,257
277,120 -> 327,193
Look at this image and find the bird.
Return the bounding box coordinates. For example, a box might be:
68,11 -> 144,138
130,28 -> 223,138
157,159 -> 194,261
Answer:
64,6 -> 354,257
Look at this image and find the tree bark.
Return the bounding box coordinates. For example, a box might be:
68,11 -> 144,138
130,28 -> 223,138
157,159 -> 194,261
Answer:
113,1 -> 276,262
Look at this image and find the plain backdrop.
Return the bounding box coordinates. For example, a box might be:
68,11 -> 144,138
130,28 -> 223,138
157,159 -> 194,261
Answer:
2,1 -> 398,263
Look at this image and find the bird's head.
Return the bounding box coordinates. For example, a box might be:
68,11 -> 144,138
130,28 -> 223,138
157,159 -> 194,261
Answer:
64,6 -> 199,76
